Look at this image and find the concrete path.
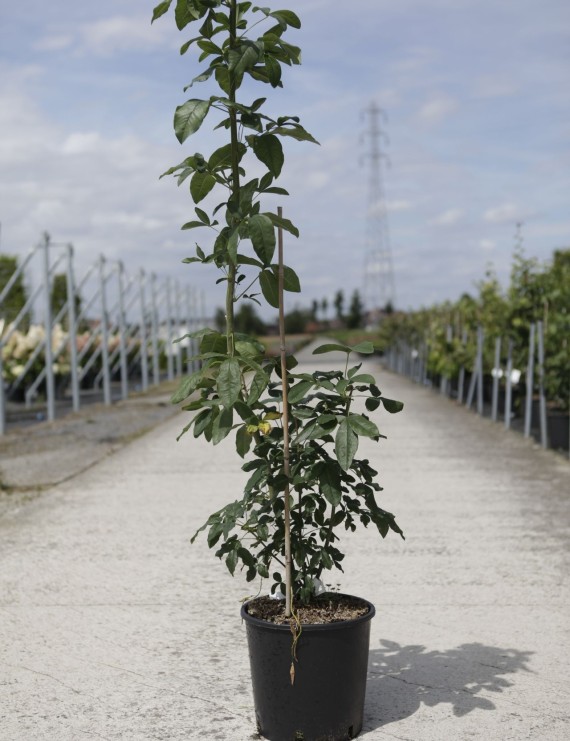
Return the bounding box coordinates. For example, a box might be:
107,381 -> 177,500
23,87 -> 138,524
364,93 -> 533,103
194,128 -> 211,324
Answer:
1,342 -> 569,740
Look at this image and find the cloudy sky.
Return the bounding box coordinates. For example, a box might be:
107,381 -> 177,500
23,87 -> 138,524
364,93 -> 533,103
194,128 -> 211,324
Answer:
1,0 -> 569,320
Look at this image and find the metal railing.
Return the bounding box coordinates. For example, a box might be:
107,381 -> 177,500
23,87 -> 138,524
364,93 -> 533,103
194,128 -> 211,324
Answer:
0,234 -> 204,434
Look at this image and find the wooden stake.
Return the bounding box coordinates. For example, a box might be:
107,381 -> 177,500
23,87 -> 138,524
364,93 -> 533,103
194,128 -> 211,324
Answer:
277,206 -> 293,618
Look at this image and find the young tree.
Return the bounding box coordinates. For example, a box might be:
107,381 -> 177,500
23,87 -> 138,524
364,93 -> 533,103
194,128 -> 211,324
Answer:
310,299 -> 318,321
347,289 -> 364,329
333,289 -> 344,321
234,302 -> 266,335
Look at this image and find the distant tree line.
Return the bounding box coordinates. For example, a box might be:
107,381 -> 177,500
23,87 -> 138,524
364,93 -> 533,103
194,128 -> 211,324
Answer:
213,287 -> 368,337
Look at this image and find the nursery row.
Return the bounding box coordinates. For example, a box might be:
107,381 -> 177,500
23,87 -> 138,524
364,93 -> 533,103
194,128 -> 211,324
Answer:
379,249 -> 570,454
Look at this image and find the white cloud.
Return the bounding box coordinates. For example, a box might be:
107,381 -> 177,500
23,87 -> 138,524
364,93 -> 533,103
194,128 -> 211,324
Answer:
387,199 -> 412,212
61,132 -> 103,155
479,239 -> 495,251
417,95 -> 458,125
33,34 -> 74,52
78,15 -> 174,56
429,208 -> 464,226
483,203 -> 528,224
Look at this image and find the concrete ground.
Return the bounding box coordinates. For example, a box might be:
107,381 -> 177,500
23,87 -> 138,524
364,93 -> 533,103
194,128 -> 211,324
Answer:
0,341 -> 569,740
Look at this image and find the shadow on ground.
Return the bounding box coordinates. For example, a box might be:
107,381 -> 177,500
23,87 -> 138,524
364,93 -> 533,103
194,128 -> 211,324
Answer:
364,639 -> 533,730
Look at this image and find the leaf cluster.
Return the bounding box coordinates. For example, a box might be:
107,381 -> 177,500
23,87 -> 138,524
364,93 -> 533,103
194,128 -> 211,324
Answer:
154,0 -> 404,603
182,335 -> 404,601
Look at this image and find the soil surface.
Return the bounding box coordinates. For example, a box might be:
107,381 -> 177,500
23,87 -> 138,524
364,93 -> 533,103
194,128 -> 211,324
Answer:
245,593 -> 370,625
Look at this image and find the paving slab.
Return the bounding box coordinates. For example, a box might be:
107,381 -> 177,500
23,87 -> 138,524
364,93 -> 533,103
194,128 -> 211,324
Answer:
0,341 -> 569,740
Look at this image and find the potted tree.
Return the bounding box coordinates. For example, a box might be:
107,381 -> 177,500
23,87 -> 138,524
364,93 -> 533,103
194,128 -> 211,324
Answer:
152,2 -> 404,739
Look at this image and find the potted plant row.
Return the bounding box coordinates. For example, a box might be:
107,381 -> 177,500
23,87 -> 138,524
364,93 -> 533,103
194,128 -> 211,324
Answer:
152,2 -> 404,739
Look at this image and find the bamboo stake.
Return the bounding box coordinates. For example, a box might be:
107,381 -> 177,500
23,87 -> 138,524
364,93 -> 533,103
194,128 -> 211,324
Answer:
277,205 -> 293,618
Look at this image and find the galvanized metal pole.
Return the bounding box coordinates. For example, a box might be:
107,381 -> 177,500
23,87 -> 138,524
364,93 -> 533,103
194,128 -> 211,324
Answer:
175,280 -> 183,378
476,326 -> 484,416
65,244 -> 80,412
0,341 -> 5,435
491,336 -> 501,422
117,261 -> 129,400
537,320 -> 548,448
98,256 -> 112,406
457,329 -> 467,405
524,323 -> 536,438
185,286 -> 193,374
192,289 -> 200,372
139,270 -> 149,392
150,274 -> 160,386
42,235 -> 56,422
165,278 -> 174,382
504,339 -> 513,430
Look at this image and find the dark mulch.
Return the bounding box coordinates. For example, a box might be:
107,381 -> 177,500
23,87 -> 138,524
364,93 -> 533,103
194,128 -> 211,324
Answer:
245,593 -> 369,625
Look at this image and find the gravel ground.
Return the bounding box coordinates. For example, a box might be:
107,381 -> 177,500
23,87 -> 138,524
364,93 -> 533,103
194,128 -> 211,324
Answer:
0,382 -> 180,520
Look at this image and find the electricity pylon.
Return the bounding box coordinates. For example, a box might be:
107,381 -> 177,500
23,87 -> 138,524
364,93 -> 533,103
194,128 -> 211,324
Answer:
361,101 -> 396,315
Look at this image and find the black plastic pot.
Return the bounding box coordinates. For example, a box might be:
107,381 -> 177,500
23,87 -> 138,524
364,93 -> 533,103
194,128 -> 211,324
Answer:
547,411 -> 569,452
241,595 -> 375,741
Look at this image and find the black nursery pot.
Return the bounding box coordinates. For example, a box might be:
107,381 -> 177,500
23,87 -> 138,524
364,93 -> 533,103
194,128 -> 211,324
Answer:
241,595 -> 375,741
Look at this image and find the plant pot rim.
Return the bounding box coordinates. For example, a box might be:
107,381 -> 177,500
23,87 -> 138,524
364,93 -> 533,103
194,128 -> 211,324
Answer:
241,593 -> 376,633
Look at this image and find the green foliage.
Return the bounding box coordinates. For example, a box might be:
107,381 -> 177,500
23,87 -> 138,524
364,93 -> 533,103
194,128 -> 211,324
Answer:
379,248 -> 570,411
50,274 -> 82,329
333,289 -> 344,321
155,0 -> 404,603
347,289 -> 364,329
0,255 -> 28,329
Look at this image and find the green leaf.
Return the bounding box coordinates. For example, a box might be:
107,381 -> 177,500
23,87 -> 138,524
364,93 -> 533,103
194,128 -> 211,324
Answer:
235,339 -> 262,358
264,56 -> 282,87
185,66 -> 215,89
193,408 -> 212,438
200,330 -> 226,355
277,264 -> 301,292
251,134 -> 284,177
352,341 -> 375,354
248,214 -> 276,265
212,406 -> 233,444
217,358 -> 242,408
381,397 -> 404,414
270,9 -> 301,29
195,207 -> 210,224
152,0 -> 173,23
170,373 -> 199,404
265,212 -> 299,238
226,549 -> 238,575
181,221 -> 205,230
208,141 -> 246,170
312,343 -> 351,355
174,99 -> 210,143
228,42 -> 261,78
347,414 -> 380,438
259,269 -> 279,308
227,228 -> 239,264
335,418 -> 359,471
236,426 -> 252,458
190,171 -> 216,203
349,373 -> 376,384
287,379 -> 313,403
365,397 -> 381,412
315,462 -> 342,506
271,125 -> 319,144
247,368 -> 269,405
